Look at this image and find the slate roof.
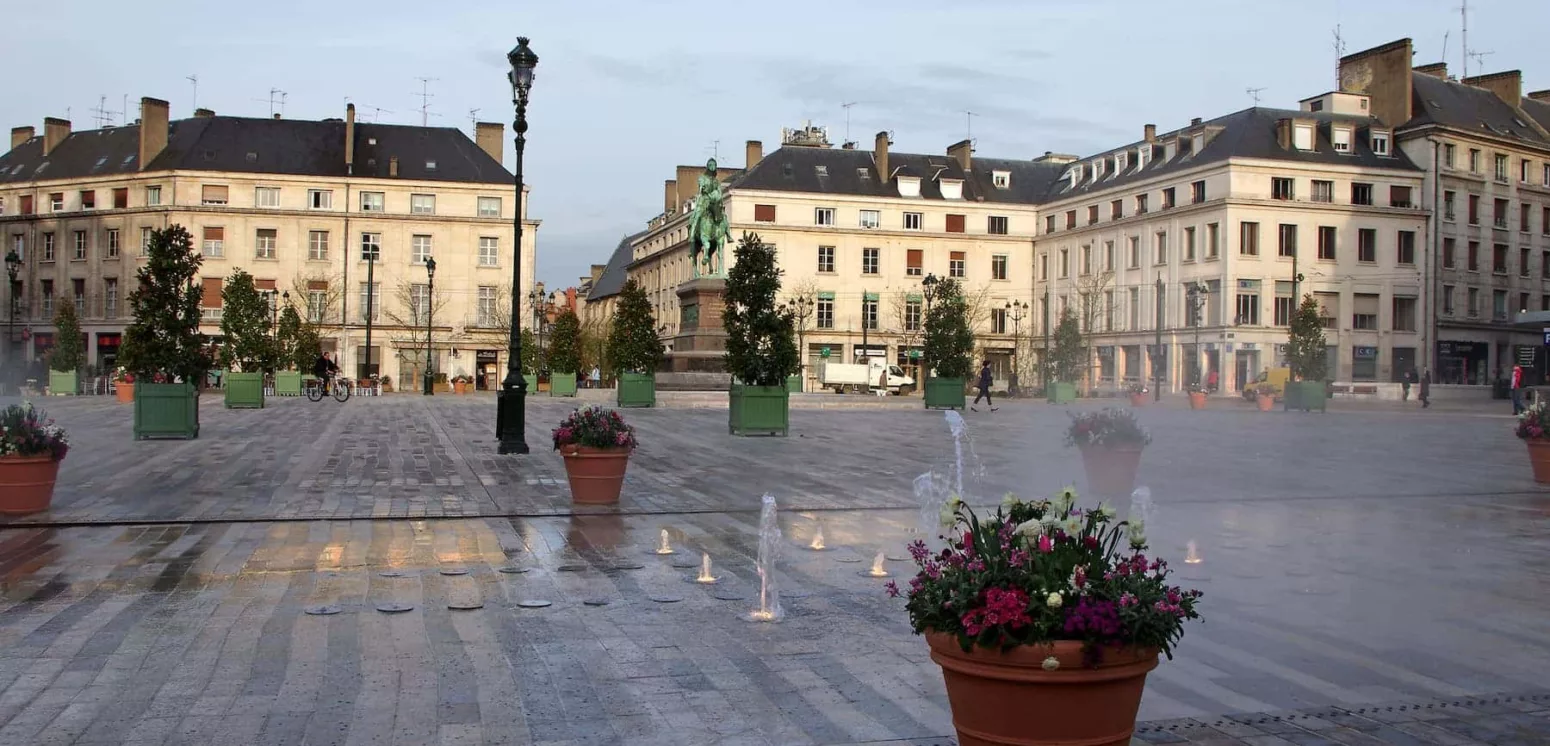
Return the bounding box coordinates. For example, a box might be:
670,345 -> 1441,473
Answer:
584,231 -> 643,301
1518,96 -> 1550,136
731,146 -> 1068,205
1406,74 -> 1550,147
0,116 -> 511,185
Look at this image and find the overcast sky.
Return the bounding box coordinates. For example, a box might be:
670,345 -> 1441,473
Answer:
6,0 -> 1548,290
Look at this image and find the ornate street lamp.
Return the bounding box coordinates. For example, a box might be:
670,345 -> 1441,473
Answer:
1005,300 -> 1027,395
423,257 -> 437,395
498,36 -> 537,454
6,249 -> 22,374
920,273 -> 939,380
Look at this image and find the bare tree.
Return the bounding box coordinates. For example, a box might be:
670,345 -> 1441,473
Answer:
782,278 -> 820,371
887,289 -> 924,371
1073,269 -> 1115,389
288,271 -> 345,325
383,281 -> 452,384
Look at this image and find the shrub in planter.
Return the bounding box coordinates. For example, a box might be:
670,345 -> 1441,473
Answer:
120,225 -> 207,440
218,269 -> 274,409
0,403 -> 70,514
272,306 -> 304,396
1066,408 -> 1151,497
1283,295 -> 1327,413
48,301 -> 84,395
892,491 -> 1201,746
1049,306 -> 1085,402
553,405 -> 637,504
723,233 -> 798,435
548,310 -> 583,397
923,278 -> 973,410
609,279 -> 663,408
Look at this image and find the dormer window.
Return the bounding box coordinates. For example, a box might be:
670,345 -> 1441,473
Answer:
857,167 -> 871,181
1115,152 -> 1127,173
1332,127 -> 1353,153
1065,168 -> 1080,190
1137,147 -> 1151,169
1293,124 -> 1314,151
992,170 -> 1010,189
1370,130 -> 1390,156
1164,141 -> 1177,162
898,175 -> 922,198
1092,160 -> 1104,181
815,165 -> 828,177
940,178 -> 964,200
1191,133 -> 1204,155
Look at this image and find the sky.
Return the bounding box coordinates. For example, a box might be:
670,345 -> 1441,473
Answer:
5,0 -> 1549,290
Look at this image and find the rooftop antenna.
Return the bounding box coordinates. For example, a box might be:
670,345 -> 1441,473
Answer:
253,88 -> 287,117
1467,49 -> 1494,76
706,140 -> 720,160
1246,87 -> 1266,105
1331,24 -> 1346,86
359,105 -> 394,123
413,77 -> 440,126
1459,0 -> 1468,78
467,108 -> 480,133
186,75 -> 198,112
90,95 -> 121,127
964,110 -> 978,145
1441,31 -> 1450,75
841,101 -> 858,145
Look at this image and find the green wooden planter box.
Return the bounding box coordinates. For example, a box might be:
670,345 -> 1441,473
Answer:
48,370 -> 78,396
549,372 -> 578,397
1047,381 -> 1078,404
224,371 -> 266,409
617,372 -> 656,408
729,383 -> 790,436
274,371 -> 303,396
523,374 -> 538,393
134,383 -> 200,440
1283,380 -> 1328,412
924,376 -> 966,410
786,374 -> 803,393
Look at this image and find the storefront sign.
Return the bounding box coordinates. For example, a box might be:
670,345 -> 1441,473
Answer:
1518,346 -> 1537,366
1354,346 -> 1378,360
476,350 -> 499,363
1542,327 -> 1550,346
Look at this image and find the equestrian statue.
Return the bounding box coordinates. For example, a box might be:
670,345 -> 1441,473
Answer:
688,158 -> 731,278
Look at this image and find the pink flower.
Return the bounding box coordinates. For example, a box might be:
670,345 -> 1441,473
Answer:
1037,535 -> 1054,554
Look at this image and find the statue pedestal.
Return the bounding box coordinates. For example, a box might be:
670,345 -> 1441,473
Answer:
666,278 -> 728,373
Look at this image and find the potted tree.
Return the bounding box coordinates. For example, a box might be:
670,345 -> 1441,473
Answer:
547,309 -> 582,397
48,301 -> 83,396
1283,294 -> 1328,412
1066,407 -> 1151,497
724,232 -> 799,436
291,320 -> 322,392
273,305 -> 304,396
553,405 -> 637,504
520,328 -> 539,393
892,491 -> 1201,746
218,269 -> 273,409
0,403 -> 70,514
923,278 -> 973,410
121,225 -> 206,440
609,279 -> 663,408
1048,307 -> 1083,404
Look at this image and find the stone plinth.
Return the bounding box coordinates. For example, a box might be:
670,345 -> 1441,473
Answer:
667,277 -> 729,373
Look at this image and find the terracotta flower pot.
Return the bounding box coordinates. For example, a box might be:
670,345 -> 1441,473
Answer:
1128,393 -> 1147,407
560,445 -> 631,504
454,381 -> 468,395
0,455 -> 62,515
1526,439 -> 1550,483
1077,443 -> 1143,497
927,632 -> 1158,746
115,381 -> 135,403
1256,394 -> 1275,411
1188,391 -> 1207,409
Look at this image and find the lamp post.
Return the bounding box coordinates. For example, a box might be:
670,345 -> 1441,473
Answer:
362,240 -> 377,381
1005,300 -> 1027,396
6,249 -> 22,375
789,293 -> 814,391
920,273 -> 939,382
423,256 -> 437,395
1153,275 -> 1164,402
497,36 -> 537,455
1186,282 -> 1207,390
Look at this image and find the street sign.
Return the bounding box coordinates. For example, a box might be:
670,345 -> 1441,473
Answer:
820,347 -> 831,358
1542,327 -> 1550,346
1518,346 -> 1537,366
909,350 -> 921,359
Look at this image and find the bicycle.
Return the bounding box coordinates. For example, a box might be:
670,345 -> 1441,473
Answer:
306,375 -> 352,403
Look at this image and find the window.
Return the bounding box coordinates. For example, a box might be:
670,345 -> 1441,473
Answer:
950,251 -> 966,278
106,229 -> 119,258
1443,143 -> 1455,167
308,231 -> 329,261
1521,247 -> 1531,277
1235,290 -> 1260,326
1317,226 -> 1337,260
1277,224 -> 1297,258
48,193 -> 64,211
411,235 -> 433,264
1443,191 -> 1456,221
40,280 -> 53,317
1468,194 -> 1480,225
1135,194 -> 1149,214
145,186 -> 162,206
307,288 -> 327,323
140,227 -> 152,256
1545,206 -> 1550,235
1311,180 -> 1333,203
104,278 -> 118,319
1520,202 -> 1534,233
992,171 -> 1009,189
1203,223 -> 1219,259
255,229 -> 277,259
1543,251 -> 1550,280
1544,295 -> 1550,312
862,247 -> 879,275
1293,124 -> 1314,150
1086,205 -> 1099,225
862,297 -> 878,331
905,299 -> 922,331
991,307 -> 1008,334
200,185 -> 228,205
1494,198 -> 1509,229
946,214 -> 965,233
814,207 -> 835,226
1494,153 -> 1509,182
73,231 -> 87,260
1274,282 -> 1295,326
1397,231 -> 1416,265
410,284 -> 431,319
1332,127 -> 1352,153
1044,215 -> 1056,234
1240,222 -> 1259,256
1545,164 -> 1550,186
358,282 -> 381,322
477,286 -> 498,327
410,194 -> 436,215
1357,229 -> 1376,263
1443,285 -> 1455,315
816,297 -> 834,329
1493,243 -> 1508,274
1469,148 -> 1480,173
1154,231 -> 1168,264
1467,241 -> 1479,271
1352,293 -> 1379,329
1058,248 -> 1069,278
754,204 -> 776,222
1351,183 -> 1373,206
1081,244 -> 1093,274
1161,187 -> 1176,209
1272,178 -> 1294,200
309,190 -> 333,209
1065,210 -> 1077,229
817,246 -> 835,273
360,233 -> 381,261
904,212 -> 922,231
988,216 -> 1008,235
1184,227 -> 1196,261
1469,287 -> 1480,316
1104,241 -> 1115,270
859,210 -> 880,229
477,196 -> 501,217
907,249 -> 923,276
112,188 -> 128,209
1128,236 -> 1141,268
1110,199 -> 1124,220
991,254 -> 1008,280
1390,186 -> 1413,208
1521,292 -> 1531,316
42,232 -> 55,261
1191,180 -> 1206,204
479,237 -> 499,267
256,187 -> 280,208
201,227 -> 224,257
361,192 -> 385,212
1370,130 -> 1390,156
1493,289 -> 1508,320
1129,287 -> 1141,329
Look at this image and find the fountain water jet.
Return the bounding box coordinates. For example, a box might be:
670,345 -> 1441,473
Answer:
867,552 -> 889,578
1184,540 -> 1202,564
809,524 -> 826,551
695,552 -> 717,583
749,494 -> 783,622
655,529 -> 674,555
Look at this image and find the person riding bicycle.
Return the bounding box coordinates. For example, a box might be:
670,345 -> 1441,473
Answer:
312,352 -> 339,390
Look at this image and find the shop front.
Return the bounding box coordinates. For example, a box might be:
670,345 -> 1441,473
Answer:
96,332 -> 122,371
1096,346 -> 1116,390
1437,340 -> 1488,385
476,350 -> 500,390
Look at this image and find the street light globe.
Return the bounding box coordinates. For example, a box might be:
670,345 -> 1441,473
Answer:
507,37 -> 538,96
426,256 -> 437,280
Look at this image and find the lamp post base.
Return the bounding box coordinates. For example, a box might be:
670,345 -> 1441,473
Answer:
497,385 -> 529,454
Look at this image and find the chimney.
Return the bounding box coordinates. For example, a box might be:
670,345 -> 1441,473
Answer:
475,122 -> 504,163
1462,70 -> 1524,108
745,140 -> 763,169
194,108 -> 215,118
1530,90 -> 1550,102
946,139 -> 972,171
389,156 -> 399,177
664,179 -> 677,214
1414,62 -> 1448,78
1338,38 -> 1412,128
344,103 -> 356,175
137,97 -> 169,171
1189,117 -> 1202,126
272,113 -> 281,120
10,126 -> 34,151
1143,124 -> 1156,142
874,131 -> 890,181
43,117 -> 70,156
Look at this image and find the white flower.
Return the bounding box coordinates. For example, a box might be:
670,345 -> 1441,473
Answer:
1042,656 -> 1060,671
938,495 -> 962,529
1052,487 -> 1078,514
1046,592 -> 1063,609
1060,516 -> 1083,537
1001,493 -> 1020,510
1039,512 -> 1060,528
1128,519 -> 1147,549
1096,503 -> 1116,520
1014,519 -> 1044,538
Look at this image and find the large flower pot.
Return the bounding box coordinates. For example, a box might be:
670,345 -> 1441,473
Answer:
1256,394 -> 1275,412
1128,393 -> 1147,407
786,374 -> 803,394
114,382 -> 135,403
560,445 -> 631,504
48,370 -> 77,396
617,372 -> 656,408
1077,443 -> 1144,497
549,372 -> 578,397
134,382 -> 200,440
1526,440 -> 1550,483
1188,391 -> 1207,409
927,632 -> 1158,746
1048,381 -> 1078,404
729,383 -> 790,436
924,376 -> 967,410
0,455 -> 62,515
274,371 -> 303,397
453,381 -> 468,395
1283,380 -> 1327,412
223,371 -> 265,409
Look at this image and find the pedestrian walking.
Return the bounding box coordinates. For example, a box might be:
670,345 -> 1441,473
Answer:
1512,364 -> 1525,415
971,360 -> 996,412
1401,368 -> 1413,401
589,365 -> 601,390
1418,368 -> 1430,409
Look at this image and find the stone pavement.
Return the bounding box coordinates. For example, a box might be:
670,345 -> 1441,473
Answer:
0,393 -> 1547,745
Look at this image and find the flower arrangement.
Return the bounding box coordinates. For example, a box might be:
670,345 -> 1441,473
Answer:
1515,403 -> 1550,440
113,366 -> 135,384
1126,382 -> 1148,395
1254,382 -> 1277,398
0,403 -> 70,461
890,488 -> 1201,663
552,405 -> 637,451
1064,408 -> 1151,449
